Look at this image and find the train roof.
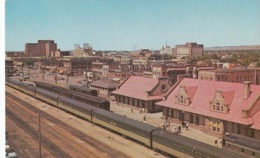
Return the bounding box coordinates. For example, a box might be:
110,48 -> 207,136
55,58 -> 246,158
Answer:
56,86 -> 107,102
6,78 -> 21,83
36,88 -> 60,98
69,85 -> 95,92
34,81 -> 108,102
153,129 -> 246,158
95,109 -> 158,132
223,133 -> 260,151
59,96 -> 96,111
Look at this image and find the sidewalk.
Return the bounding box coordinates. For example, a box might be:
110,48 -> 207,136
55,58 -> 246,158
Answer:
102,95 -> 222,148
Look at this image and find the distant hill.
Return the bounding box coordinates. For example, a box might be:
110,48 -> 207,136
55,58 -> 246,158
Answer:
205,45 -> 260,51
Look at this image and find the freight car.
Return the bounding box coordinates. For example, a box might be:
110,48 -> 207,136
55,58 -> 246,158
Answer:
34,81 -> 110,110
69,85 -> 97,96
6,78 -> 246,158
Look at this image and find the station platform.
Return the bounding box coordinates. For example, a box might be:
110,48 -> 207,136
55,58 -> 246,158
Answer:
102,95 -> 222,148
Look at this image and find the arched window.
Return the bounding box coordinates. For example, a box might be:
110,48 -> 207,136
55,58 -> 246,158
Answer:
180,96 -> 184,103
216,102 -> 220,111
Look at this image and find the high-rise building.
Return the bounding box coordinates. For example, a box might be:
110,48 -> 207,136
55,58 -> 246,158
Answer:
25,40 -> 57,57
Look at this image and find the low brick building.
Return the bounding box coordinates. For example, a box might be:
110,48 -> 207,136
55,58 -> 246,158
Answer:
156,78 -> 260,139
111,76 -> 171,113
90,78 -> 120,96
198,68 -> 260,85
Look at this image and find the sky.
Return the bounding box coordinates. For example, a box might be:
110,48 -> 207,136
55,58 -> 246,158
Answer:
5,0 -> 260,51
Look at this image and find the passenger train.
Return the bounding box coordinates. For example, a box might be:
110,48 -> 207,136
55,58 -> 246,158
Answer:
33,81 -> 110,110
6,78 -> 246,158
69,84 -> 98,97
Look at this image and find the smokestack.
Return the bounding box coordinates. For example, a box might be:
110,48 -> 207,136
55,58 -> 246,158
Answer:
243,81 -> 251,100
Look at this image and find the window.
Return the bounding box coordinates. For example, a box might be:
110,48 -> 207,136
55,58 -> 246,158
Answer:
216,102 -> 220,110
161,84 -> 167,92
213,105 -> 215,110
221,106 -> 223,111
180,96 -> 184,103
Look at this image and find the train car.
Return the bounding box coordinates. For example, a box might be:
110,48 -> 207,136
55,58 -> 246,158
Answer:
6,78 -> 250,158
34,81 -> 110,110
152,129 -> 246,158
92,108 -> 158,147
34,81 -> 55,92
69,85 -> 98,97
58,96 -> 95,121
6,78 -> 21,90
222,133 -> 260,158
19,83 -> 37,97
35,88 -> 59,106
72,94 -> 110,110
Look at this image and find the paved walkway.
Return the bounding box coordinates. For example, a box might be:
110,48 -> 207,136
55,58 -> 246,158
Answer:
101,95 -> 222,148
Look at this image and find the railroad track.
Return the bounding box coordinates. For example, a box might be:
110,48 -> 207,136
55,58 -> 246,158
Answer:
6,91 -> 127,158
6,109 -> 71,158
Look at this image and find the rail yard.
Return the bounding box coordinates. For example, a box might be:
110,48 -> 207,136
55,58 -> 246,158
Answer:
6,86 -> 166,158
5,78 -> 248,158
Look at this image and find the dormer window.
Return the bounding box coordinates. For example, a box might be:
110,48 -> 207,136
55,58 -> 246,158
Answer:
210,90 -> 230,113
177,95 -> 187,105
175,86 -> 191,106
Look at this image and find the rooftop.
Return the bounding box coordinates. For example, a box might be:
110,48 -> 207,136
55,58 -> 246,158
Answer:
157,78 -> 260,129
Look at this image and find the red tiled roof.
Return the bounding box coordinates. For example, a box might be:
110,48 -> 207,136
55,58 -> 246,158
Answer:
222,91 -> 235,106
157,78 -> 260,129
185,86 -> 197,101
111,76 -> 163,101
251,110 -> 260,129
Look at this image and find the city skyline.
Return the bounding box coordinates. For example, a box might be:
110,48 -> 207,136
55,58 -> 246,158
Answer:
5,0 -> 260,51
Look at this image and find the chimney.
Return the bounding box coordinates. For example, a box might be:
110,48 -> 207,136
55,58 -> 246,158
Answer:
243,81 -> 251,100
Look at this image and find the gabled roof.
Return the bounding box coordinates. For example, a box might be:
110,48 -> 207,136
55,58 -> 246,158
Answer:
111,76 -> 163,101
90,78 -> 120,89
157,78 -> 260,129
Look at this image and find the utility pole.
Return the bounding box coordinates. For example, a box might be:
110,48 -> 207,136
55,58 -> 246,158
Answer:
38,115 -> 42,158
67,65 -> 70,85
55,66 -> 58,85
42,67 -> 44,82
22,63 -> 24,79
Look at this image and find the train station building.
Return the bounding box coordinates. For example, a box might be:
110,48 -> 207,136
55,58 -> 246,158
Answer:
156,78 -> 260,139
90,78 -> 120,97
111,76 -> 171,113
